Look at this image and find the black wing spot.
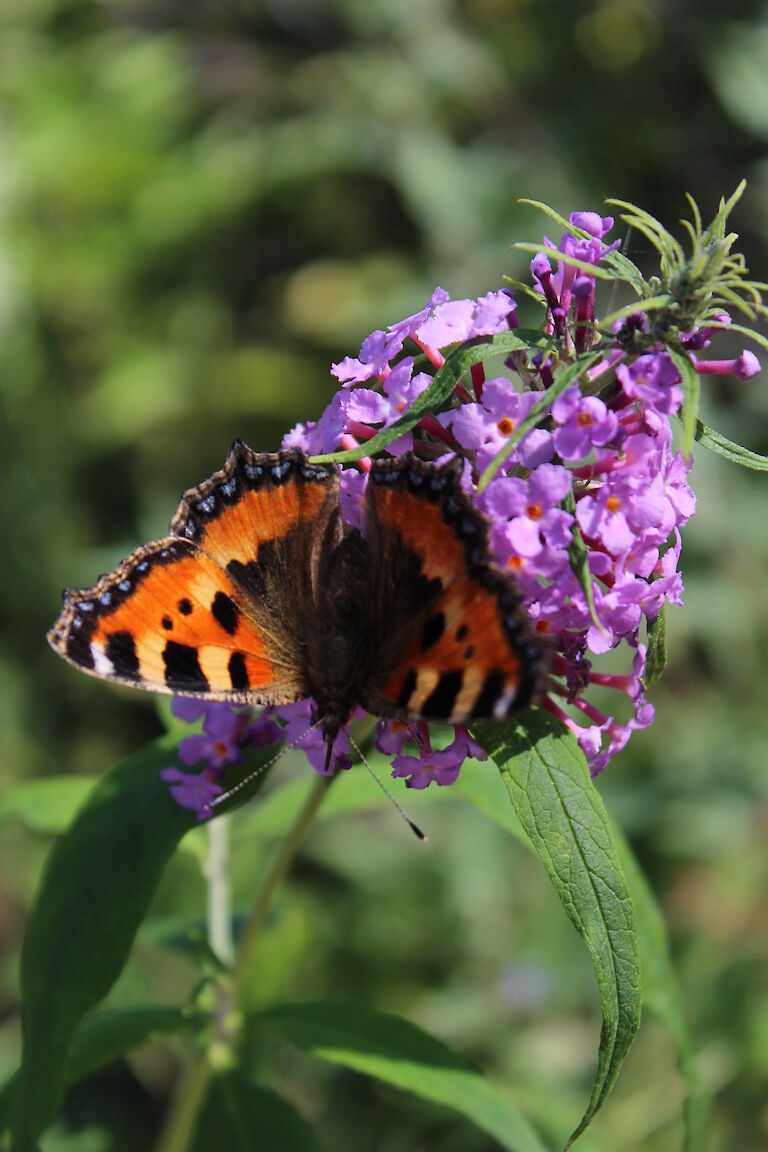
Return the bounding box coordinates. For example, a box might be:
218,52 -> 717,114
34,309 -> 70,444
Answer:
422,670 -> 463,721
228,651 -> 249,691
227,558 -> 267,601
178,598 -> 193,616
421,612 -> 445,652
211,591 -> 239,635
396,668 -> 418,711
66,627 -> 95,670
161,615 -> 173,631
471,669 -> 506,719
105,631 -> 140,678
464,645 -> 475,661
163,641 -> 209,691
455,623 -> 469,642
406,571 -> 443,615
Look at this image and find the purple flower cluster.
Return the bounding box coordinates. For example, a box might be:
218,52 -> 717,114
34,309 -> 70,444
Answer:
164,207 -> 762,808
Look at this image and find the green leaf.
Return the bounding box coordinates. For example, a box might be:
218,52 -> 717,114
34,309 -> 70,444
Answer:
601,250 -> 649,297
612,832 -> 708,1150
606,199 -> 685,271
66,1007 -> 195,1084
707,319 -> 768,353
502,276 -> 549,306
669,348 -> 700,460
477,352 -> 601,491
12,732 -> 281,1149
517,199 -> 594,240
0,777 -> 96,835
191,1074 -> 325,1152
309,330 -> 553,466
478,709 -> 641,1148
254,1000 -> 549,1152
685,192 -> 703,237
564,490 -> 604,635
597,295 -> 675,333
702,180 -> 746,245
692,417 -> 768,471
0,1003 -> 196,1134
512,243 -> 615,281
11,737 -> 200,1150
645,604 -> 667,687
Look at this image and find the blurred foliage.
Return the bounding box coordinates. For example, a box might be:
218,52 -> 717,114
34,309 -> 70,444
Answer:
0,0 -> 767,1149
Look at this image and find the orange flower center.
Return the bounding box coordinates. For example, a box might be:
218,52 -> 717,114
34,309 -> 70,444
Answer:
507,555 -> 524,571
213,740 -> 228,756
497,417 -> 515,436
606,495 -> 622,513
526,502 -> 543,520
577,411 -> 594,427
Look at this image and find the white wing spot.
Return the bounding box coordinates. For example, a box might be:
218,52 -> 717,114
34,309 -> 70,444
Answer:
493,689 -> 517,719
91,644 -> 114,676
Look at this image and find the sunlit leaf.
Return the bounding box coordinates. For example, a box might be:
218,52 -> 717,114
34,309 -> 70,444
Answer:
669,348 -> 700,460
478,709 -> 641,1148
310,330 -> 552,465
645,604 -> 668,687
692,418 -> 768,471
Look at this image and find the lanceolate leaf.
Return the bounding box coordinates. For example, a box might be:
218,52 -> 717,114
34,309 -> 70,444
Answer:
253,1000 -> 549,1152
0,1004 -> 196,1134
310,329 -> 552,466
669,348 -> 700,461
191,1075 -> 325,1152
692,417 -> 768,471
517,199 -> 593,240
645,603 -> 668,687
478,709 -> 641,1148
11,737 -> 276,1150
564,490 -> 604,634
11,737 -> 197,1150
66,1007 -> 196,1084
512,244 -> 615,281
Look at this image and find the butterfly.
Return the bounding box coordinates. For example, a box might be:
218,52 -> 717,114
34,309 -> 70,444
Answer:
48,444 -> 545,763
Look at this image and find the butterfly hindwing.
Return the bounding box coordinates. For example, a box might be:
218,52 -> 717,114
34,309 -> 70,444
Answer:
48,447 -> 341,704
360,454 -> 544,725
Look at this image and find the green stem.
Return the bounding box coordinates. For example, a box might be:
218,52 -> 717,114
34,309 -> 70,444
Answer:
155,772 -> 335,1152
206,814 -> 234,966
234,772 -> 334,982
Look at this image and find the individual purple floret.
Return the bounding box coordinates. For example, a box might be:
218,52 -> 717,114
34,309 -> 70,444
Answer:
160,767 -> 223,819
178,704 -> 252,772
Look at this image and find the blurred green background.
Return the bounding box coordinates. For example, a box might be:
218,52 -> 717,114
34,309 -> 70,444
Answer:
1,0 -> 767,1149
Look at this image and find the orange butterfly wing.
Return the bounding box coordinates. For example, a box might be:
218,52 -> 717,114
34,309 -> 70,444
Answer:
359,455 -> 545,724
48,446 -> 340,703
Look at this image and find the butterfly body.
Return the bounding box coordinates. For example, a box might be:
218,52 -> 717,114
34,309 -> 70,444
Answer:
49,445 -> 546,745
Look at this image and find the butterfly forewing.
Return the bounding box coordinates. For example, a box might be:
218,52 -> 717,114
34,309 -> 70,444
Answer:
48,447 -> 340,704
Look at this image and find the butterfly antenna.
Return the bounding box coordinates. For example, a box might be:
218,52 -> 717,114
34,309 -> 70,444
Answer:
346,731 -> 428,843
206,714 -> 324,814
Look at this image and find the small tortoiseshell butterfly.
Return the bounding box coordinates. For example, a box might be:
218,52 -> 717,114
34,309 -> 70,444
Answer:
48,445 -> 545,753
